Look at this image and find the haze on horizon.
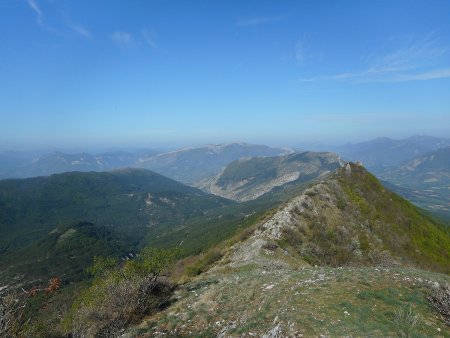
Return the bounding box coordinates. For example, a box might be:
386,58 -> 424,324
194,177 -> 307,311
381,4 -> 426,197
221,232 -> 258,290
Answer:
1,0 -> 449,151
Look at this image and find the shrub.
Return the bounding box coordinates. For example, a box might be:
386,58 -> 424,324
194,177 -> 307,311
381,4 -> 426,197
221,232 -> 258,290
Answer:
368,250 -> 396,267
70,247 -> 179,337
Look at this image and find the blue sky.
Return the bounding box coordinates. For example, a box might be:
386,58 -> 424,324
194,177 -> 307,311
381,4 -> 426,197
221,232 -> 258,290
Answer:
1,0 -> 450,150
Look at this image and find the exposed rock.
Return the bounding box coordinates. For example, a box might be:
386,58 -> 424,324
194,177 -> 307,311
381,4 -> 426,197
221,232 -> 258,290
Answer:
262,323 -> 282,338
200,151 -> 343,201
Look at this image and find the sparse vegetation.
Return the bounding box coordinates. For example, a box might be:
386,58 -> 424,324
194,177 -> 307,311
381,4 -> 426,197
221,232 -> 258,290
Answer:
129,266 -> 450,337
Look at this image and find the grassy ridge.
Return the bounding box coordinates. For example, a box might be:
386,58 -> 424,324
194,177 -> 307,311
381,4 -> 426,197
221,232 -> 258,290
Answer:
337,164 -> 450,272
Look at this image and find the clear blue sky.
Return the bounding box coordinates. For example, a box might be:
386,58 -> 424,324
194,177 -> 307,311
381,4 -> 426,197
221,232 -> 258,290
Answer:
1,0 -> 449,150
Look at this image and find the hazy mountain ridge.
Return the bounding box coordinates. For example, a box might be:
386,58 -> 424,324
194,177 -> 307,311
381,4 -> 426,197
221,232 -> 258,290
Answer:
138,142 -> 294,184
0,143 -> 293,183
0,150 -> 159,179
199,151 -> 343,201
378,147 -> 450,217
335,135 -> 450,171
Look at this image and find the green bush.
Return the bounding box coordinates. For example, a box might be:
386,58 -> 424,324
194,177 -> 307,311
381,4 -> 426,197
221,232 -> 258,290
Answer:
69,247 -> 179,337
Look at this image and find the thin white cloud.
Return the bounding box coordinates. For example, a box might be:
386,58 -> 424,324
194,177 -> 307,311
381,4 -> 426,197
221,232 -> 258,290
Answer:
111,31 -> 135,48
69,23 -> 93,39
310,112 -> 450,125
27,0 -> 44,27
142,29 -> 158,50
236,16 -> 283,27
391,68 -> 450,82
299,66 -> 411,82
298,35 -> 450,83
374,35 -> 448,70
300,66 -> 450,83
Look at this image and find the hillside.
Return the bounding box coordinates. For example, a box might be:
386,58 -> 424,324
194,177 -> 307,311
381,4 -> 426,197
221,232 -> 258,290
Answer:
199,151 -> 343,202
138,142 -> 293,184
127,163 -> 450,337
0,222 -> 130,288
0,168 -> 232,254
379,147 -> 450,218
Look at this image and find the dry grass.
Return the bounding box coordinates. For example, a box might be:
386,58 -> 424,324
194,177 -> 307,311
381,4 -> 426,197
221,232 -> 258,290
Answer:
128,266 -> 450,337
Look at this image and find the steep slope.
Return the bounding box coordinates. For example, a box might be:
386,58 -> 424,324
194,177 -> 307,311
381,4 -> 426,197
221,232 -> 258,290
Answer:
0,168 -> 232,253
138,142 -> 293,184
379,147 -> 450,217
199,151 -> 343,201
335,135 -> 450,171
128,163 -> 450,337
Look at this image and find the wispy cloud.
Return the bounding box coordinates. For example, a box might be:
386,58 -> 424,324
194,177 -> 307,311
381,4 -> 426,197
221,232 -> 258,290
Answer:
310,112 -> 450,126
111,31 -> 135,48
372,35 -> 448,70
236,16 -> 283,27
27,0 -> 44,27
68,22 -> 93,39
299,35 -> 450,83
390,67 -> 450,82
141,29 -> 158,50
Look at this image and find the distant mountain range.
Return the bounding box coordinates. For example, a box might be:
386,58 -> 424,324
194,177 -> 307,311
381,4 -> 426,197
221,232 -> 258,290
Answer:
333,135 -> 450,171
0,150 -> 158,179
199,151 -> 343,201
378,147 -> 450,217
138,142 -> 294,183
3,135 -> 448,180
0,143 -> 293,183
